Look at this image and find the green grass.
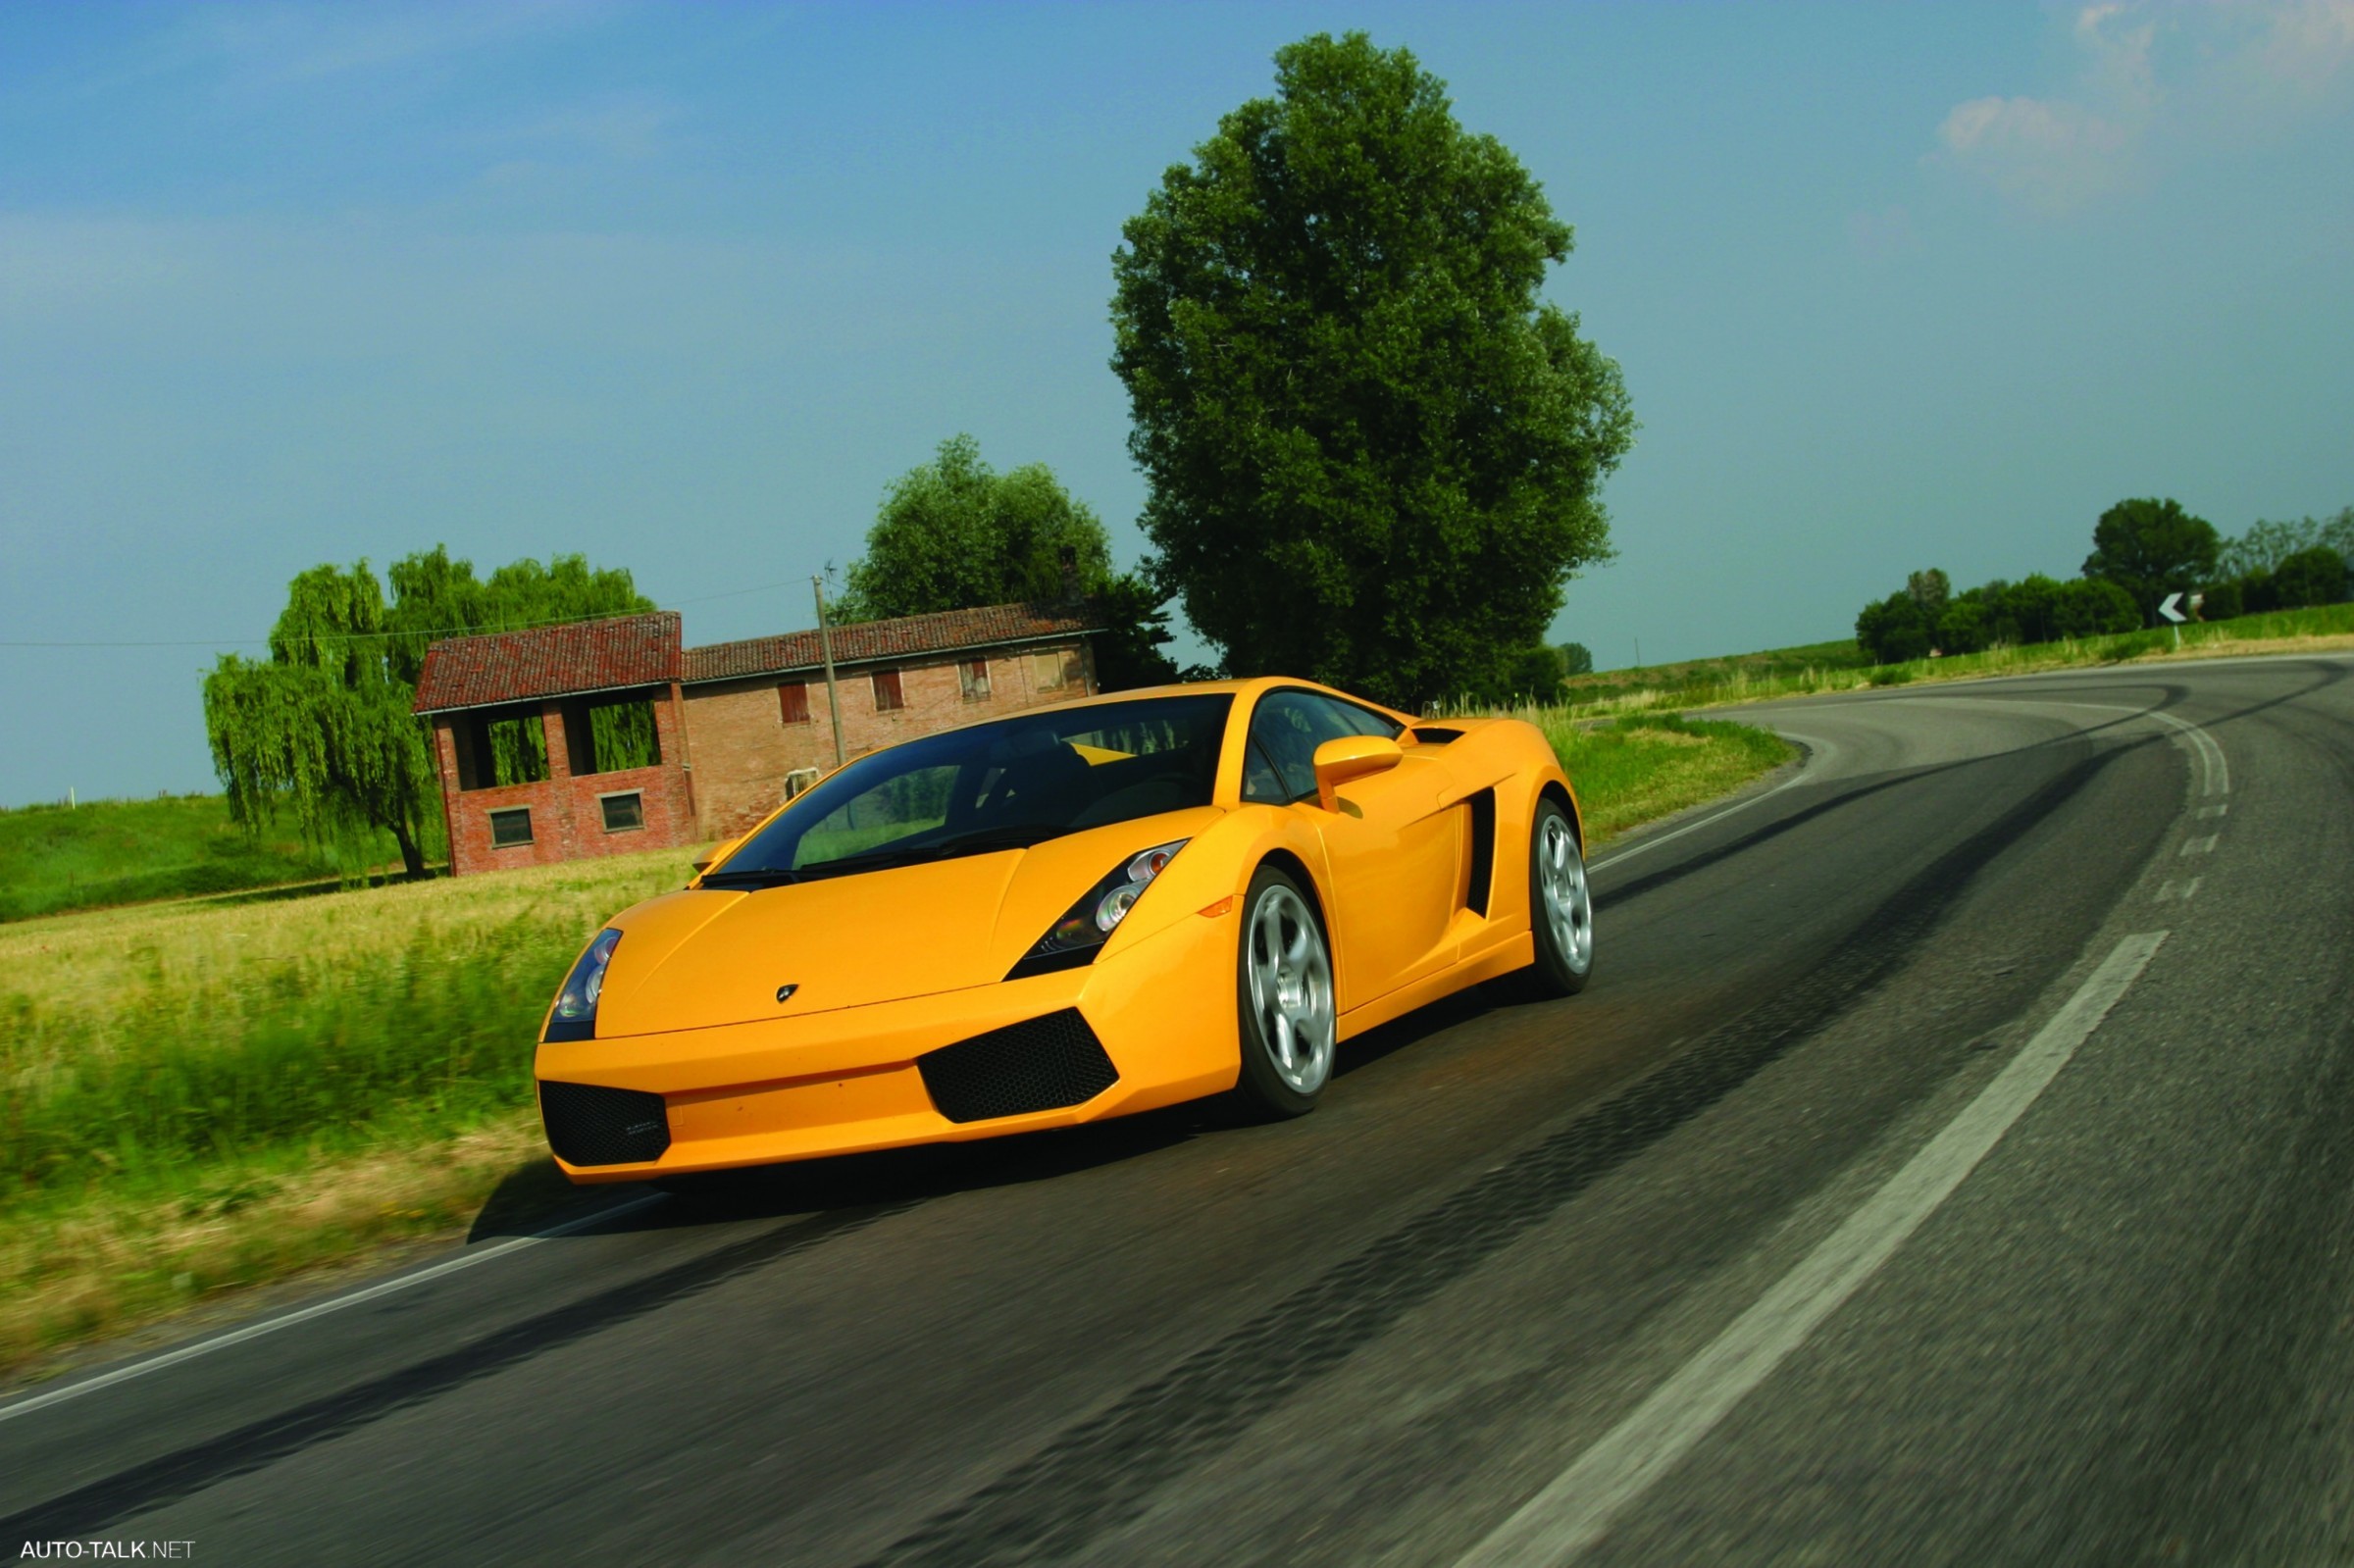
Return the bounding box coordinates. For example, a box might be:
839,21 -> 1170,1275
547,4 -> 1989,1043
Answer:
1540,712 -> 1795,844
0,848 -> 694,1370
0,721 -> 1795,1377
0,793 -> 402,924
1561,636 -> 1871,705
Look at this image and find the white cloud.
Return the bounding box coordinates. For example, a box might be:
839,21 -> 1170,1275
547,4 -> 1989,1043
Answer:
1934,1 -> 2354,215
2227,0 -> 2354,103
1938,93 -> 2141,213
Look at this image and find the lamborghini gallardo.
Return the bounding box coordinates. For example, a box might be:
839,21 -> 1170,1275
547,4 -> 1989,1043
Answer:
535,678 -> 1594,1181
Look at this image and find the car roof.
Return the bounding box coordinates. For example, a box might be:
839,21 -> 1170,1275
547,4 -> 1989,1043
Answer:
821,676 -> 1413,763
1041,675 -> 1410,723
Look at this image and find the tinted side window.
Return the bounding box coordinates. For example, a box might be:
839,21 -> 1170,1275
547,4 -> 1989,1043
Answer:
1243,691 -> 1360,804
1320,695 -> 1403,740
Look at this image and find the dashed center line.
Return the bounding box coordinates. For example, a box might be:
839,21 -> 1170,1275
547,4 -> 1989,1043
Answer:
2181,835 -> 2219,856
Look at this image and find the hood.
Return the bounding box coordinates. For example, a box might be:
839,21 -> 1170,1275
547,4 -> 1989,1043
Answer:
590,806 -> 1223,1037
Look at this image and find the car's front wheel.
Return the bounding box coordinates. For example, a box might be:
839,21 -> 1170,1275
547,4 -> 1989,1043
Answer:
1225,863 -> 1336,1119
1525,797 -> 1595,996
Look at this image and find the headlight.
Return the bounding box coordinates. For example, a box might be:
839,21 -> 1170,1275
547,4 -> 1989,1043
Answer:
1006,839 -> 1188,980
544,929 -> 622,1043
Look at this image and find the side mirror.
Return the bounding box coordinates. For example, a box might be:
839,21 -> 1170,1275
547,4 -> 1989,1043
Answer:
1311,734 -> 1404,811
691,836 -> 739,877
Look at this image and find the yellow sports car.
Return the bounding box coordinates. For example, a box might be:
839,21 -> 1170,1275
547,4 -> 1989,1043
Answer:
536,678 -> 1593,1182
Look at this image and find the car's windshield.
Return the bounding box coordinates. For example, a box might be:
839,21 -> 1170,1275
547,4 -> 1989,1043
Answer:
706,692 -> 1234,884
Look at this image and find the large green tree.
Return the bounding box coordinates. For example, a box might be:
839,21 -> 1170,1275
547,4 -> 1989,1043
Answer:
836,434 -> 1179,688
2082,497 -> 2221,626
1109,31 -> 1635,708
204,550 -> 651,878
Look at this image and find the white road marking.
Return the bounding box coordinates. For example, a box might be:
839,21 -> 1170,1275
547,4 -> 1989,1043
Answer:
2042,700 -> 2229,796
1455,931 -> 2168,1568
2181,835 -> 2219,856
0,1190 -> 666,1426
2197,804 -> 2228,820
1591,733 -> 1831,875
2155,881 -> 2177,901
1914,696 -> 2230,798
2179,877 -> 2201,900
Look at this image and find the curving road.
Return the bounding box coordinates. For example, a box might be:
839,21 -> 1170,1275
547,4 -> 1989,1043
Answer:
5,655 -> 2351,1566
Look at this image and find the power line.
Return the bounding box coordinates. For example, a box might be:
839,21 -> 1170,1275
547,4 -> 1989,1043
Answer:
0,576 -> 813,651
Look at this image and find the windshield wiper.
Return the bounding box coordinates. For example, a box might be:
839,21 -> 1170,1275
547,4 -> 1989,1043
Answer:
696,867 -> 800,890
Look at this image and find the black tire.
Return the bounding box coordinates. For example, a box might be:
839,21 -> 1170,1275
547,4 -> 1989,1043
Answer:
1524,796 -> 1595,997
1222,863 -> 1337,1121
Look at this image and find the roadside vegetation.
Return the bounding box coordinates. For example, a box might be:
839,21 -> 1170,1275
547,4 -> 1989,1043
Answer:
1533,713 -> 1794,844
0,715 -> 1787,1378
0,849 -> 692,1375
1549,602 -> 2354,721
1850,501 -> 2350,668
0,794 -> 399,925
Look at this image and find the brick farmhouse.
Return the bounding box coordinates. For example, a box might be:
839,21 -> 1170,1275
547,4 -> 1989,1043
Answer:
412,602 -> 1101,877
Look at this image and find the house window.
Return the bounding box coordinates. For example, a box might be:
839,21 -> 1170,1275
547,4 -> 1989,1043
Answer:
599,791 -> 645,834
958,658 -> 991,701
1029,648 -> 1081,691
871,669 -> 904,712
487,807 -> 534,848
779,682 -> 810,724
457,708 -> 550,790
561,697 -> 661,777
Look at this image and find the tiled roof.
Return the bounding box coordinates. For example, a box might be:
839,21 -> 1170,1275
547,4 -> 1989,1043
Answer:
412,612 -> 684,714
683,602 -> 1098,685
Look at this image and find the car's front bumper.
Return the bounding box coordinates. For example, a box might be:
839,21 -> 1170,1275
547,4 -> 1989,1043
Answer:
535,908 -> 1241,1183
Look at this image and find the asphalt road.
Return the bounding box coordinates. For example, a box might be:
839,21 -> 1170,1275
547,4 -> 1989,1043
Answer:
6,655 -> 2351,1566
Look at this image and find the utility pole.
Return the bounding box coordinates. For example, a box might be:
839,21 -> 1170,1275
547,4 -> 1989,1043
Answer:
812,575 -> 847,770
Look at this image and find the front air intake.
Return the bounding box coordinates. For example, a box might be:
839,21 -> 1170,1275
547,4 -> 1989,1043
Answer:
539,1080 -> 671,1167
917,1009 -> 1120,1124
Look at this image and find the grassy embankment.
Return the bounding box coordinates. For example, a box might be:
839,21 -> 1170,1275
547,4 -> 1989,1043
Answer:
0,716 -> 1790,1378
1555,603 -> 2354,719
0,794 -> 403,924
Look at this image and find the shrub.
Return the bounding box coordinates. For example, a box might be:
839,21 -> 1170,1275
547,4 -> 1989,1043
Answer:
2054,579 -> 2139,637
1856,593 -> 1931,664
2274,545 -> 2351,609
2198,580 -> 2243,621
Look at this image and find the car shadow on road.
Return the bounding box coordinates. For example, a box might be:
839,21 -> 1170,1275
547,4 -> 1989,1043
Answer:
467,1096 -> 1228,1241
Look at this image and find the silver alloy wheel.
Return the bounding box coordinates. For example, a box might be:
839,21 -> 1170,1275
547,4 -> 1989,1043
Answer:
1245,883 -> 1335,1095
1540,813 -> 1595,975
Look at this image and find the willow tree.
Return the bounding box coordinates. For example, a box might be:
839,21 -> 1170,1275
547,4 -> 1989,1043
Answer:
204,549 -> 651,878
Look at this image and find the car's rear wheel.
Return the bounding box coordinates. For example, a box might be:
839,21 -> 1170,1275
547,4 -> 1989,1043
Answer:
1525,797 -> 1594,996
1226,864 -> 1336,1119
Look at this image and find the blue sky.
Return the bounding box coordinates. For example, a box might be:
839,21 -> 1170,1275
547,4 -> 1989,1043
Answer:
3,2 -> 2350,806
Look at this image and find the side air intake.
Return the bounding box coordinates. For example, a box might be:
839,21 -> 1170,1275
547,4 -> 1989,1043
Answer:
1465,787 -> 1498,916
539,1080 -> 672,1167
917,1009 -> 1120,1124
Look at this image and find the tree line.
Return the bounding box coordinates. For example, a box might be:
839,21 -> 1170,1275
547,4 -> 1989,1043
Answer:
1857,499 -> 2353,665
